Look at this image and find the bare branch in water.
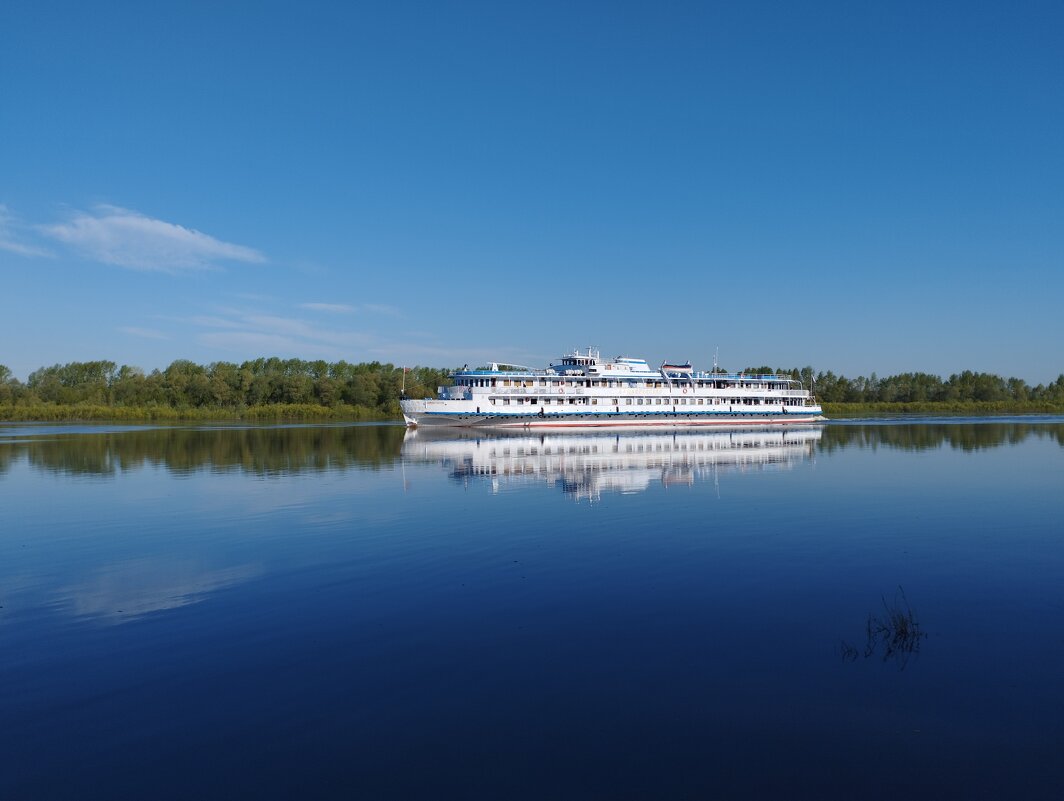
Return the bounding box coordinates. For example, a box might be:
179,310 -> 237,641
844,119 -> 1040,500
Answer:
846,586 -> 926,670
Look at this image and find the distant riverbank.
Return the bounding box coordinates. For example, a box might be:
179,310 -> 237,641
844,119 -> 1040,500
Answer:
821,401 -> 1064,417
4,401 -> 1064,423
0,403 -> 395,423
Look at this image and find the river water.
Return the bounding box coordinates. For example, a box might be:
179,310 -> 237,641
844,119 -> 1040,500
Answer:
1,419 -> 1063,799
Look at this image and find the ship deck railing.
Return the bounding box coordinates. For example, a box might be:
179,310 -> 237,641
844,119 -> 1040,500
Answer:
455,367 -> 802,382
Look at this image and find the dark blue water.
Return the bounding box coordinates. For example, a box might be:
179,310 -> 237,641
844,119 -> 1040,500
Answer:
1,420 -> 1063,799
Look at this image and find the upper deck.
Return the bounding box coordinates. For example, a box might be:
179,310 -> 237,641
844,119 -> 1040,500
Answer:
435,349 -> 813,406
455,348 -> 802,385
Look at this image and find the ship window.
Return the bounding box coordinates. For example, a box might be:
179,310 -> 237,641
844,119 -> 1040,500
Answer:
591,398 -> 598,404
612,399 -> 618,405
503,398 -> 510,405
637,399 -> 644,405
626,399 -> 633,405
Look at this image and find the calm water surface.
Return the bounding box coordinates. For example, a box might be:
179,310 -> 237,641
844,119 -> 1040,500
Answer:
1,419 -> 1063,799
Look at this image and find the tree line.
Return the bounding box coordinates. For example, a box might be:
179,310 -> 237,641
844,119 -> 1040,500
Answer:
742,366 -> 1064,405
1,359 -> 1063,417
0,359 -> 448,416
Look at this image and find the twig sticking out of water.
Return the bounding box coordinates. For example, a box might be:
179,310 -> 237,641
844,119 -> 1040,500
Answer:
865,586 -> 925,668
839,639 -> 860,662
839,586 -> 926,669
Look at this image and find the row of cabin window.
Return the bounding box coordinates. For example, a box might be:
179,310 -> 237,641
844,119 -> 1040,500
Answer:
491,397 -> 801,406
456,378 -> 790,390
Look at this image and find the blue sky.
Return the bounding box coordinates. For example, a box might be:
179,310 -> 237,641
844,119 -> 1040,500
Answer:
2,0 -> 1061,382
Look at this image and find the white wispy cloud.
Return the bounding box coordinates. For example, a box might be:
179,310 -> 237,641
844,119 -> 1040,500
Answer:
199,330 -> 312,352
361,303 -> 401,317
193,306 -> 374,358
39,205 -> 266,273
241,314 -> 319,338
364,341 -> 539,366
187,302 -> 495,365
0,205 -> 52,258
59,558 -> 262,623
185,315 -> 245,329
233,292 -> 274,302
119,326 -> 169,340
299,302 -> 356,314
298,301 -> 402,317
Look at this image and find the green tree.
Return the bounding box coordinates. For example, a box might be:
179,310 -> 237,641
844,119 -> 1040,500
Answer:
112,365 -> 148,406
207,362 -> 243,407
0,364 -> 22,404
161,360 -> 208,406
27,361 -> 117,404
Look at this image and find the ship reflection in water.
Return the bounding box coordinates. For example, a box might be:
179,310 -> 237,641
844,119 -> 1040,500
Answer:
402,425 -> 822,501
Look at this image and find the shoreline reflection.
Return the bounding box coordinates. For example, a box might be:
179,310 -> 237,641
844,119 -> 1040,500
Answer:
0,424 -> 406,477
401,427 -> 823,500
0,418 -> 1061,480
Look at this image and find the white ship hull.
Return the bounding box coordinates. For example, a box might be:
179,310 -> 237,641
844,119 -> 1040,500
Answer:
401,402 -> 823,429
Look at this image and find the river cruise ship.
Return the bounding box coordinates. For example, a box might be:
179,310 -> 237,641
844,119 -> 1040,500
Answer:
401,348 -> 824,428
